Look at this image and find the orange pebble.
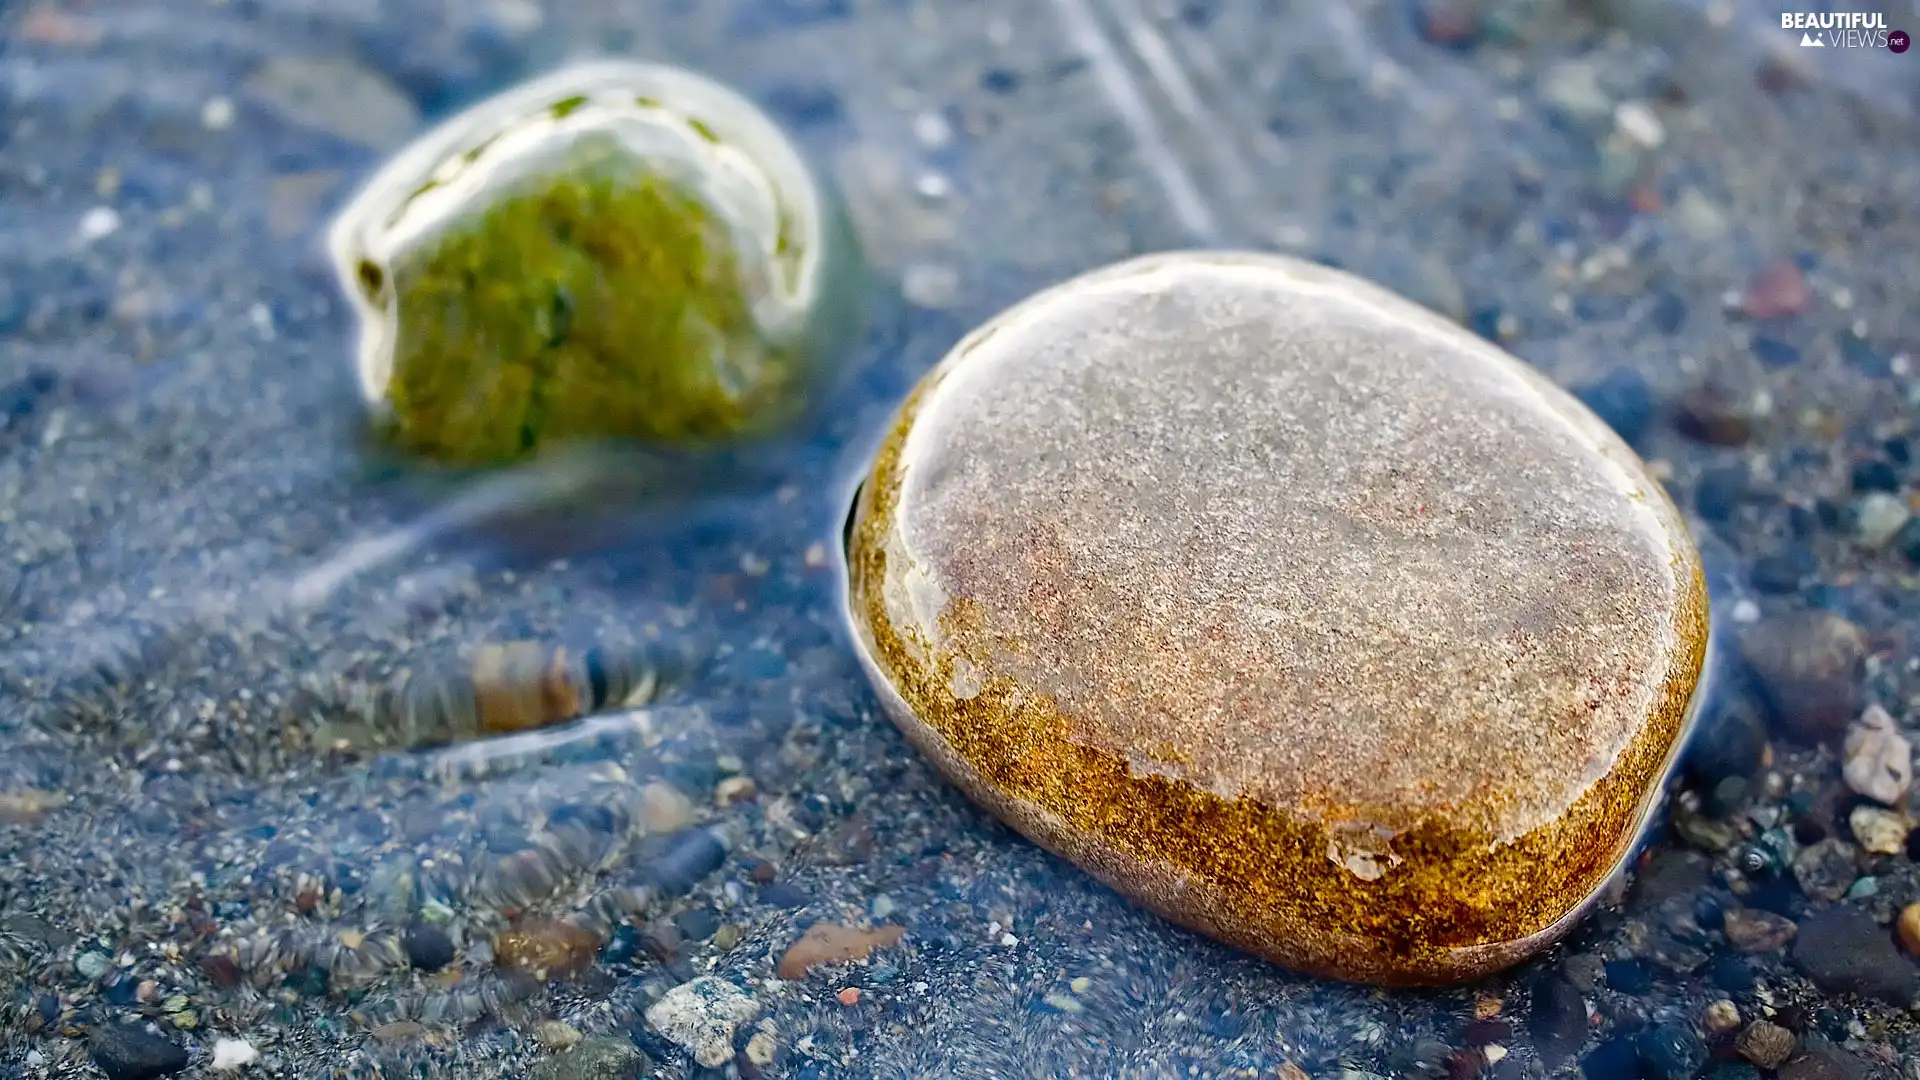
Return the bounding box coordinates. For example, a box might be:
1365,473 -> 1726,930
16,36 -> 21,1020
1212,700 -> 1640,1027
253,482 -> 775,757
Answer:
836,987 -> 862,1006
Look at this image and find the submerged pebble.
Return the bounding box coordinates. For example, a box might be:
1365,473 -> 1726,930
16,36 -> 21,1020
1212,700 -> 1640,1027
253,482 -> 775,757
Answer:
843,251 -> 1709,986
328,60 -> 856,464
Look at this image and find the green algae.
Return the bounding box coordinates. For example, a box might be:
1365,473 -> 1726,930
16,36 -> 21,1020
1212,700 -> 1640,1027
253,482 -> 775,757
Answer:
378,155 -> 799,465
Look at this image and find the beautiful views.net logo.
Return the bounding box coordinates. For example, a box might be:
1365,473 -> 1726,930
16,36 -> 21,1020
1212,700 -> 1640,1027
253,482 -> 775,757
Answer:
1780,11 -> 1911,52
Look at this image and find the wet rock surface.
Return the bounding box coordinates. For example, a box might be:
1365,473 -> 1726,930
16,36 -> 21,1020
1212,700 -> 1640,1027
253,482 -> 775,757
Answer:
2,0 -> 1919,1077
844,250 -> 1708,985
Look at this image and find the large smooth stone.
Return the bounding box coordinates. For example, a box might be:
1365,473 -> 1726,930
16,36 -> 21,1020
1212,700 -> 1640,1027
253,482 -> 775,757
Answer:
842,251 -> 1709,986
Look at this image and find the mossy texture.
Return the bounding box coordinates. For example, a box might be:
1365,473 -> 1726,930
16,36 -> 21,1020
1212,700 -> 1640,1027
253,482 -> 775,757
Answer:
381,164 -> 794,465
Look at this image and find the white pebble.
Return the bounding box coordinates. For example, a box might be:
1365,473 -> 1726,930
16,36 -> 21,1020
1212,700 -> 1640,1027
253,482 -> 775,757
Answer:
201,96 -> 236,131
912,110 -> 953,149
77,206 -> 121,243
1855,492 -> 1911,549
1731,599 -> 1760,624
1614,101 -> 1665,149
903,263 -> 960,309
211,1039 -> 259,1071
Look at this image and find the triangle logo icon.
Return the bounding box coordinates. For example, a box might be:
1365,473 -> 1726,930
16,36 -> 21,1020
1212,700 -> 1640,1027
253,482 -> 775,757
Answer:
1800,31 -> 1824,45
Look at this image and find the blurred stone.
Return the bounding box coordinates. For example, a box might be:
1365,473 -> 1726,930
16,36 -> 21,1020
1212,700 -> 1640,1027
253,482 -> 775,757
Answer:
1737,611 -> 1865,743
843,251 -> 1709,986
327,60 -> 857,465
245,55 -> 421,151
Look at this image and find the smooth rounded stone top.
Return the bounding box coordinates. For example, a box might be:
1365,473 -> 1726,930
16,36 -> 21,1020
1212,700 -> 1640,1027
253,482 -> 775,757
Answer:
843,251 -> 1709,986
327,60 -> 851,464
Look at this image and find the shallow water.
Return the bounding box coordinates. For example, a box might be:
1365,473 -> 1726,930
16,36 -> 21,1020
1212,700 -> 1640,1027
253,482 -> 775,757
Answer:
3,1 -> 1919,1077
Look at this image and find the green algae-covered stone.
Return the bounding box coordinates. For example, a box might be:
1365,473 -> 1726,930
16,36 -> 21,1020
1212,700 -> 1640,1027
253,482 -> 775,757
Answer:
843,251 -> 1709,987
328,60 -> 854,465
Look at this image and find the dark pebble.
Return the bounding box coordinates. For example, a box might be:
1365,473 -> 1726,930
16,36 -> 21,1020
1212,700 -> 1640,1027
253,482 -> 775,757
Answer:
1685,697 -> 1767,784
1637,1023 -> 1706,1080
403,922 -> 456,972
0,366 -> 59,432
1529,973 -> 1589,1066
1710,954 -> 1755,994
760,82 -> 844,128
600,924 -> 644,967
1790,905 -> 1918,1003
1463,1018 -> 1513,1045
1604,958 -> 1654,994
673,906 -> 720,941
1886,436 -> 1910,466
1691,894 -> 1724,932
1703,1065 -> 1760,1080
1850,459 -> 1900,494
1583,1036 -> 1643,1080
1694,465 -> 1750,522
979,68 -> 1021,94
1777,1040 -> 1867,1080
1651,293 -> 1688,334
759,882 -> 813,909
1752,336 -> 1800,368
1749,551 -> 1810,594
1674,387 -> 1753,446
1633,850 -> 1712,905
1897,517 -> 1920,564
642,828 -> 728,897
1838,332 -> 1889,376
1575,368 -> 1654,446
88,1023 -> 189,1080
1736,610 -> 1865,742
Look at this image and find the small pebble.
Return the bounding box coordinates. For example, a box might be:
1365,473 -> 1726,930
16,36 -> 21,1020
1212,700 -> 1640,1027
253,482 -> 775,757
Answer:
1842,705 -> 1913,805
1896,903 -> 1920,958
403,921 -> 456,971
1741,261 -> 1811,319
645,977 -> 760,1069
1853,493 -> 1911,549
1722,906 -> 1796,952
745,1031 -> 778,1066
777,923 -> 905,979
535,1021 -> 583,1051
1849,805 -> 1909,855
528,1036 -> 646,1080
1702,999 -> 1740,1034
1528,974 -> 1589,1066
209,1039 -> 259,1071
88,1024 -> 190,1080
1637,1022 -> 1706,1080
1791,837 -> 1859,902
1736,1021 -> 1796,1070
77,206 -> 122,243
1614,102 -> 1664,148
836,986 -> 862,1006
